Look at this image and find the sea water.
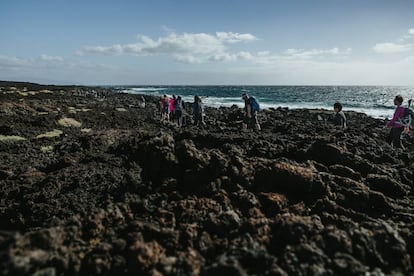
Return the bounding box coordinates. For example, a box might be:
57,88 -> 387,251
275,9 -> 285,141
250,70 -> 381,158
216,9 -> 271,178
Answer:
117,86 -> 414,119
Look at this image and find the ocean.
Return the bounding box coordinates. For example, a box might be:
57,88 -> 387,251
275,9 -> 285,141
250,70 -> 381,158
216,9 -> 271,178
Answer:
117,86 -> 414,119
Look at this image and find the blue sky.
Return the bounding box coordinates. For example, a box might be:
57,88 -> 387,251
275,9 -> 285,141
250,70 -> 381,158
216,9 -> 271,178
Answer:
1,0 -> 414,85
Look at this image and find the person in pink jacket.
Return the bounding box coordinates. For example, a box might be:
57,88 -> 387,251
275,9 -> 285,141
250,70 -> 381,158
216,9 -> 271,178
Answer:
386,95 -> 405,148
169,95 -> 176,121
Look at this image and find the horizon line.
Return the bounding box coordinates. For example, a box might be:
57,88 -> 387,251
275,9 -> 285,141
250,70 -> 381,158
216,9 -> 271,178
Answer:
1,80 -> 414,88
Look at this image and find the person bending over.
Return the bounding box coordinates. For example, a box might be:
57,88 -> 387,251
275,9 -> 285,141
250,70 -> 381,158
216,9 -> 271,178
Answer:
242,93 -> 261,131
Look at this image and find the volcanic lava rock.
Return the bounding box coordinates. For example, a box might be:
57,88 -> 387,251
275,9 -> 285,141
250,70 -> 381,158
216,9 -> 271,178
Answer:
1,81 -> 414,275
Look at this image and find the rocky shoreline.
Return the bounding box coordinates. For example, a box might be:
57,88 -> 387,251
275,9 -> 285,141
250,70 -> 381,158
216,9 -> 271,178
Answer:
0,81 -> 413,275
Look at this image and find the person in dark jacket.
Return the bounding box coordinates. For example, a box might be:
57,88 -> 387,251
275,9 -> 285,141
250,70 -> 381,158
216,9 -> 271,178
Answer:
192,95 -> 206,127
174,96 -> 185,127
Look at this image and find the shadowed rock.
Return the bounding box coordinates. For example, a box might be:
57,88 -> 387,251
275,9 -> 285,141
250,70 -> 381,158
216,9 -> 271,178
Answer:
254,161 -> 315,195
1,81 -> 413,275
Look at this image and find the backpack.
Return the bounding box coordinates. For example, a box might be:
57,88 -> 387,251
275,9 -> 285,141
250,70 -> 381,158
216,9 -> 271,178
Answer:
192,102 -> 203,115
399,107 -> 413,128
174,99 -> 182,110
250,96 -> 260,112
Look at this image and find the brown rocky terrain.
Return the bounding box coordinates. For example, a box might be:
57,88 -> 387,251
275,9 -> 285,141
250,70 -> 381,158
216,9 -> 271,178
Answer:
0,81 -> 413,275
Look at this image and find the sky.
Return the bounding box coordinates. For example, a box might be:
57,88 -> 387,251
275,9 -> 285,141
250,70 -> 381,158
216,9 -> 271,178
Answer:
1,0 -> 414,85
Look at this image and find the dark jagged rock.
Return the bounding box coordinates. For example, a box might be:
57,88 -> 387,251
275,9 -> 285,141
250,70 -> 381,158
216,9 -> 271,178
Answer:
366,174 -> 409,198
0,81 -> 413,275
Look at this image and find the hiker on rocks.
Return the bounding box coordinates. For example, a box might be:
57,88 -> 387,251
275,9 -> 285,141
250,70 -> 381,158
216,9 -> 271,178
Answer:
160,94 -> 170,121
192,95 -> 206,127
333,102 -> 347,128
174,96 -> 185,127
140,95 -> 146,108
386,95 -> 405,148
404,99 -> 413,134
242,93 -> 261,130
169,95 -> 176,121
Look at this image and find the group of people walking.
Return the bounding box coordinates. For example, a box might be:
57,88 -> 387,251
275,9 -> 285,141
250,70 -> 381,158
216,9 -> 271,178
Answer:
159,94 -> 204,127
334,95 -> 413,149
159,93 -> 260,129
159,92 -> 412,149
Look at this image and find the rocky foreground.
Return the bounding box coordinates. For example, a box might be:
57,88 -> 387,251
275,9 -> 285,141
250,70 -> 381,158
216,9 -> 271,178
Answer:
0,81 -> 413,275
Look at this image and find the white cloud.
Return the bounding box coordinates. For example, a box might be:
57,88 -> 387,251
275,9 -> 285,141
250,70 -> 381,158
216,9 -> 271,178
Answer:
373,42 -> 412,53
80,31 -> 355,66
207,51 -> 254,62
0,54 -> 108,72
237,51 -> 254,60
173,55 -> 202,64
39,54 -> 64,62
0,55 -> 30,68
395,28 -> 414,42
83,45 -> 123,55
0,55 -> 64,68
215,32 -> 257,43
284,48 -> 303,55
257,51 -> 270,56
283,47 -> 352,59
80,31 -> 257,63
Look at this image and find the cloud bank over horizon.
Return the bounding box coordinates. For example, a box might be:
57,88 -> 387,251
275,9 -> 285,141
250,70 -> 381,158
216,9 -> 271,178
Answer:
77,31 -> 356,66
79,31 -> 258,64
